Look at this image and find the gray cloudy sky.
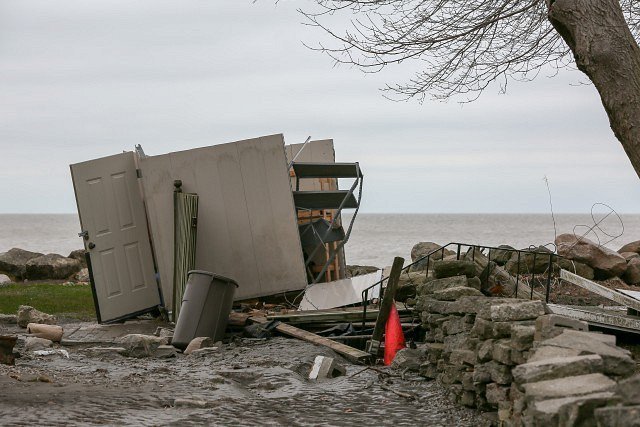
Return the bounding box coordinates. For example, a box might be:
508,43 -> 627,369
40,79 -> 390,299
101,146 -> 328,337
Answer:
2,0 -> 639,214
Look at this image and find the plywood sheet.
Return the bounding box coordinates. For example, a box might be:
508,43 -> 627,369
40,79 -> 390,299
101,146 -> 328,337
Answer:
139,134 -> 307,305
298,270 -> 383,311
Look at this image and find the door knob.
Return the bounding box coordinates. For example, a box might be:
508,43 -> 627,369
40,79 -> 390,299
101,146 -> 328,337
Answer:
88,242 -> 96,250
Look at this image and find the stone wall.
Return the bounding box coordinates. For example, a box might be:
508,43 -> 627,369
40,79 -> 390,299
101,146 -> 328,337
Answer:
414,259 -> 640,426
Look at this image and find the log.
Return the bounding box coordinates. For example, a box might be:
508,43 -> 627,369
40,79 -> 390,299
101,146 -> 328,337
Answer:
27,323 -> 63,342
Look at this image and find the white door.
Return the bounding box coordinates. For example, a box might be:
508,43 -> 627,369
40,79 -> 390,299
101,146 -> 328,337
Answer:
71,152 -> 161,323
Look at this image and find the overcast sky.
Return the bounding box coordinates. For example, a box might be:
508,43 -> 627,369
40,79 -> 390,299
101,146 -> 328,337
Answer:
2,0 -> 640,214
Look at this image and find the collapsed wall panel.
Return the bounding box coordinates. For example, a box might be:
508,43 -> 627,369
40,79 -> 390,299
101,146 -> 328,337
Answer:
139,134 -> 307,306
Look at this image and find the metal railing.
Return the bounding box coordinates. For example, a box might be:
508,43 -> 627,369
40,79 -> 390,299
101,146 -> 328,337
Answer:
360,242 -> 561,329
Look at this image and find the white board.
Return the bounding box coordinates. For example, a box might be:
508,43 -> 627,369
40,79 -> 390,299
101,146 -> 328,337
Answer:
298,270 -> 383,311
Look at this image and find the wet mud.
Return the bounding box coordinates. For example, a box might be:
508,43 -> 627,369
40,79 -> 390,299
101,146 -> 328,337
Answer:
0,336 -> 477,426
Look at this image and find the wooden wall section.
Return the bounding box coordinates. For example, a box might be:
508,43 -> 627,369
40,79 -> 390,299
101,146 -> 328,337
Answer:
139,134 -> 307,305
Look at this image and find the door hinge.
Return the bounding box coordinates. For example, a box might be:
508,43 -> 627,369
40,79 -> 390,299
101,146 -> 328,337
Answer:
136,169 -> 143,178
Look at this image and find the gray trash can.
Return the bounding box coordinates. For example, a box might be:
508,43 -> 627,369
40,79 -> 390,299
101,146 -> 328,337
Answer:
172,270 -> 239,350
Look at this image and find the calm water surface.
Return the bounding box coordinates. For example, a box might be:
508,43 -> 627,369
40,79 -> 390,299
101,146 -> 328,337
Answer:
1,213 -> 638,267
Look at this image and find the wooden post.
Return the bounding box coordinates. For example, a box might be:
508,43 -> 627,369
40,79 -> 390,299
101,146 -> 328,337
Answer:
366,256 -> 405,356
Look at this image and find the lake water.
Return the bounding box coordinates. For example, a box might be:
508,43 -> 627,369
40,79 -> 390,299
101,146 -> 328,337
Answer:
1,213 -> 638,267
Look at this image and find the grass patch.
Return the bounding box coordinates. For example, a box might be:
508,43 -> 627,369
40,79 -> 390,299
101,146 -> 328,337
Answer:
0,283 -> 96,321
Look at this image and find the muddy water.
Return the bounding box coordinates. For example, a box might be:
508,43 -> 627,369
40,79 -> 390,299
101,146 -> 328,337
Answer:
0,337 -> 477,426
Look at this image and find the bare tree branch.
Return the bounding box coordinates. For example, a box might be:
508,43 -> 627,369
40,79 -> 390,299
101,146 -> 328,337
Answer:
301,0 -> 640,102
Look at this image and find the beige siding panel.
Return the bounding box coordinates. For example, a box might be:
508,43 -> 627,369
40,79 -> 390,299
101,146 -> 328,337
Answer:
139,134 -> 307,306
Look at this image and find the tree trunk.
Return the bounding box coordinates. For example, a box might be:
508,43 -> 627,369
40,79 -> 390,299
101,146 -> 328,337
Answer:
547,0 -> 640,179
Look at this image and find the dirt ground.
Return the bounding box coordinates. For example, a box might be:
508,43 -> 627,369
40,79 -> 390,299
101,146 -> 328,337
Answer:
0,325 -> 477,426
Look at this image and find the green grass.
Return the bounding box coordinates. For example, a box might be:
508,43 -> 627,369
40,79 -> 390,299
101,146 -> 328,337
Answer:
0,283 -> 96,321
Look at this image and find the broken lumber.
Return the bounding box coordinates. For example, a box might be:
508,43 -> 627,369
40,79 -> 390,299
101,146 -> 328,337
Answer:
249,316 -> 372,364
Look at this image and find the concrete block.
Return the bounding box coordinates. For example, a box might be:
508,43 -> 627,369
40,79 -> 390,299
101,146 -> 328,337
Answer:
433,260 -> 476,279
476,339 -> 494,363
470,317 -> 494,339
616,374 -> 640,405
540,330 -> 634,377
528,345 -> 581,363
308,356 -> 346,380
526,392 -> 616,426
491,340 -> 513,365
523,373 -> 616,401
512,354 -> 603,384
594,405 -> 640,427
510,325 -> 535,351
433,286 -> 483,301
449,349 -> 475,366
490,300 -> 546,322
486,382 -> 510,405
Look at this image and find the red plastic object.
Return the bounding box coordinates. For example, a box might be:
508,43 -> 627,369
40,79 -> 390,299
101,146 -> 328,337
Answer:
383,304 -> 406,365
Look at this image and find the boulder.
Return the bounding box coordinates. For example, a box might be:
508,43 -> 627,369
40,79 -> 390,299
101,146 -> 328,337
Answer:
396,271 -> 428,301
0,335 -> 17,365
488,245 -> 516,266
0,314 -> 17,324
0,248 -> 44,279
505,246 -> 555,275
0,274 -> 10,285
67,249 -> 87,268
24,336 -> 54,352
512,354 -> 603,384
346,265 -> 379,277
25,254 -> 81,280
74,268 -> 90,283
618,240 -> 640,254
409,242 -> 455,271
490,300 -> 546,322
115,334 -> 168,358
556,234 -> 627,278
620,251 -> 640,261
556,258 -> 594,280
17,305 -> 57,328
539,330 -> 634,377
433,260 -> 476,279
623,257 -> 640,285
432,286 -> 483,301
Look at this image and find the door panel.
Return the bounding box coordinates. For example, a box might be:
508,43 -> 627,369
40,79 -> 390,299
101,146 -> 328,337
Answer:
71,152 -> 160,322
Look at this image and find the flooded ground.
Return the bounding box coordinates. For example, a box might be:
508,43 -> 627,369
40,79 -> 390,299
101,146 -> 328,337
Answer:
0,325 -> 478,426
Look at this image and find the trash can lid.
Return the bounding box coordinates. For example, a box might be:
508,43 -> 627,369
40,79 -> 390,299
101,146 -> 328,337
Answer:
187,270 -> 239,287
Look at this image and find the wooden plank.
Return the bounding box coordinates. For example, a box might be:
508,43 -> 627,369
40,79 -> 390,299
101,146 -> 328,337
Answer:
267,307 -> 413,324
560,269 -> 640,312
547,304 -> 640,332
250,316 -> 372,364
